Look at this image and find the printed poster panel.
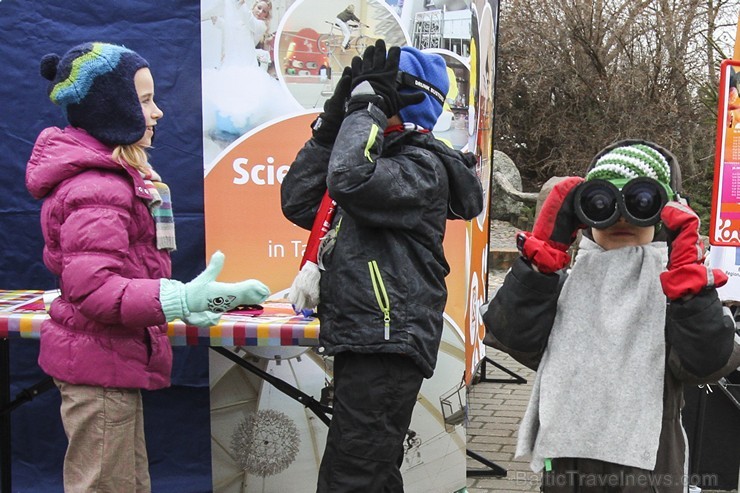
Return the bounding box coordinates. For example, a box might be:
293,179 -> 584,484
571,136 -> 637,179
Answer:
201,1 -> 497,490
710,59 -> 740,246
708,245 -> 740,302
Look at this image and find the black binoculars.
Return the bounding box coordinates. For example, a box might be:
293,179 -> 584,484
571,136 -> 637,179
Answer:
574,177 -> 672,229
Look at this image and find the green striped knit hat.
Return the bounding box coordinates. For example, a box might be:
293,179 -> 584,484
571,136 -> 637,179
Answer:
585,144 -> 673,195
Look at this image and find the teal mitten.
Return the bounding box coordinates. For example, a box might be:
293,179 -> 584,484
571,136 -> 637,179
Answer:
182,311 -> 222,328
160,251 -> 270,325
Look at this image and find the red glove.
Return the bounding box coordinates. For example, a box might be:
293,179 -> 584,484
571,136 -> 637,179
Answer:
517,177 -> 585,274
659,201 -> 728,300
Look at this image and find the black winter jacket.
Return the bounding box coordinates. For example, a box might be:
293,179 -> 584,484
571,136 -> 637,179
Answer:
281,103 -> 483,377
483,257 -> 740,492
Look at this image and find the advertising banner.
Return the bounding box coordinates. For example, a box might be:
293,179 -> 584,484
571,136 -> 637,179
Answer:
710,59 -> 740,246
709,18 -> 740,301
200,0 -> 498,490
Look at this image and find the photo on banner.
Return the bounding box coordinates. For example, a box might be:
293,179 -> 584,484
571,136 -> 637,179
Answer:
200,1 -> 498,491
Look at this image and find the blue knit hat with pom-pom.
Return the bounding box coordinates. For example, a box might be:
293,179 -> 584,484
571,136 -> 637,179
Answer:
40,42 -> 149,146
398,47 -> 449,130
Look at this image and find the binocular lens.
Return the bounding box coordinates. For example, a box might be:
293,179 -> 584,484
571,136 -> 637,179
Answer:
623,182 -> 662,221
579,185 -> 617,223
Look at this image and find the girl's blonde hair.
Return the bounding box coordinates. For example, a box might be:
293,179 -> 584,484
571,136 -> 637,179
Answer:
112,143 -> 150,173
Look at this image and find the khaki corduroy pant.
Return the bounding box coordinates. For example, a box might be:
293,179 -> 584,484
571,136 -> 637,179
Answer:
55,379 -> 150,493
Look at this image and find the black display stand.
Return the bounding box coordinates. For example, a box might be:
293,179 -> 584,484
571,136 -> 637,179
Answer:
210,347 -> 333,426
466,356 -> 528,479
466,449 -> 507,477
477,355 -> 527,384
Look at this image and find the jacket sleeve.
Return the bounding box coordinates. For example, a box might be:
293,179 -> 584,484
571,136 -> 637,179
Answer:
281,138 -> 333,230
57,178 -> 165,328
666,288 -> 740,384
325,103 -> 445,229
482,257 -> 564,370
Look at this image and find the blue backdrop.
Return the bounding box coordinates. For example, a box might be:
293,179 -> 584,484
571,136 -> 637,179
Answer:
0,1 -> 213,491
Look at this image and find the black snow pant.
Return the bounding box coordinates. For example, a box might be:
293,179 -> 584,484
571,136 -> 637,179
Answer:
316,351 -> 425,493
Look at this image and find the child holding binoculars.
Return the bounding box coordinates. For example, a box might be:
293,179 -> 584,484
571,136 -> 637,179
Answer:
483,140 -> 740,493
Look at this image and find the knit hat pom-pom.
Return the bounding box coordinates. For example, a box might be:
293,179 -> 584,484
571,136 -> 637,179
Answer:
40,54 -> 60,81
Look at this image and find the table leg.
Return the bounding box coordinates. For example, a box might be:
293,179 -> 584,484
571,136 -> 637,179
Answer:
210,347 -> 333,426
1,339 -> 11,493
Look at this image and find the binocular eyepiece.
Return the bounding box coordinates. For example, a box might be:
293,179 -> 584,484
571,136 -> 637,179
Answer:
574,177 -> 671,229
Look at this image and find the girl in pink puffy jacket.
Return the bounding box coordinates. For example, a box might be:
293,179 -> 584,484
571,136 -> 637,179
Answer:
26,42 -> 269,492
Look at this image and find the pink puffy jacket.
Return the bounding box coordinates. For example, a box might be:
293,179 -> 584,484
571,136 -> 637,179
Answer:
26,126 -> 173,390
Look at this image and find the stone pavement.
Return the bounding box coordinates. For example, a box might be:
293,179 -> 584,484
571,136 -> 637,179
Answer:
465,220 -> 540,492
466,349 -> 539,492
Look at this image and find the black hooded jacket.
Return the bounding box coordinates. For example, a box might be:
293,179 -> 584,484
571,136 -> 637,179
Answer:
482,139 -> 740,492
281,103 -> 483,377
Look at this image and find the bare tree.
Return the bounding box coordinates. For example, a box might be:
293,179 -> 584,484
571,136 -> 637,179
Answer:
494,0 -> 740,204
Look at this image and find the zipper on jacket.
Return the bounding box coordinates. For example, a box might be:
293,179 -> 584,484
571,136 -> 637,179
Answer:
368,260 -> 391,340
364,124 -> 380,162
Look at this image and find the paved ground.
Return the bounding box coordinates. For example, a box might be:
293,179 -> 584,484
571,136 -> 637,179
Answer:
466,349 -> 540,492
464,220 -> 738,493
465,220 -> 540,492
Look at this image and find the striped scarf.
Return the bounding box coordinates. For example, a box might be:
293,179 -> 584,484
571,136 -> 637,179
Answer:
140,166 -> 177,251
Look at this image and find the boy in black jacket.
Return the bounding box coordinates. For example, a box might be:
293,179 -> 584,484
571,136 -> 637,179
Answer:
282,40 -> 483,493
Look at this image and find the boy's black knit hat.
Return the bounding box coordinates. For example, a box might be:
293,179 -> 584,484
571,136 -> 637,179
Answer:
40,42 -> 149,146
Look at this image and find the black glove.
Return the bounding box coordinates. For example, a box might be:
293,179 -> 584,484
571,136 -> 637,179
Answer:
347,39 -> 424,118
311,66 -> 352,144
